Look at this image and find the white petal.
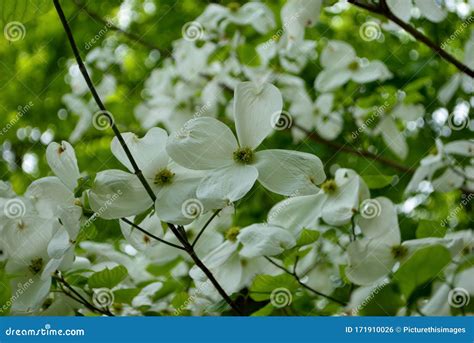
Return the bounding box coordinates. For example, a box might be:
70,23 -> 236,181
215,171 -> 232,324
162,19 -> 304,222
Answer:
414,0 -> 446,22
197,164 -> 258,207
357,197 -> 401,245
9,276 -> 52,314
315,111 -> 343,140
352,61 -> 393,83
234,81 -> 283,149
88,170 -> 153,219
120,214 -> 162,251
111,128 -> 169,178
166,117 -> 237,170
189,241 -> 238,280
374,116 -> 408,160
26,177 -> 74,218
320,40 -> 356,69
238,223 -> 296,258
437,73 -> 461,104
46,141 -> 80,191
268,193 -> 327,236
346,238 -> 395,285
391,103 -> 425,121
255,149 -> 325,196
314,93 -> 334,114
314,68 -> 352,92
431,168 -> 465,192
444,140 -> 474,157
386,0 -> 412,22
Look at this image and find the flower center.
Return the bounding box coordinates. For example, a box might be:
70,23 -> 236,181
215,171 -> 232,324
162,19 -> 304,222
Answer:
28,258 -> 43,275
391,245 -> 408,260
154,168 -> 175,185
348,60 -> 359,71
233,147 -> 254,164
228,2 -> 240,12
321,179 -> 338,194
225,227 -> 240,242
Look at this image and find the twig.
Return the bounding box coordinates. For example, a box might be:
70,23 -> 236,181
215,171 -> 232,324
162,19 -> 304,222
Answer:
265,257 -> 347,306
54,273 -> 114,316
120,218 -> 186,250
54,0 -> 242,315
192,209 -> 222,248
348,0 -> 474,77
294,123 -> 415,174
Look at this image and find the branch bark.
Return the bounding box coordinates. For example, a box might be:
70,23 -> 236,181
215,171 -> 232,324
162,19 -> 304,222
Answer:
54,0 -> 242,315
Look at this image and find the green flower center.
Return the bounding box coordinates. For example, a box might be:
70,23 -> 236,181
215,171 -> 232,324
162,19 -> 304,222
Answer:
348,60 -> 359,71
225,227 -> 240,242
29,258 -> 43,275
321,179 -> 338,194
233,147 -> 255,164
391,245 -> 408,260
227,2 -> 240,12
154,168 -> 175,186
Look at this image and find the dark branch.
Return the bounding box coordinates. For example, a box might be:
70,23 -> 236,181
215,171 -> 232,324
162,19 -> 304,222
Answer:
192,209 -> 222,248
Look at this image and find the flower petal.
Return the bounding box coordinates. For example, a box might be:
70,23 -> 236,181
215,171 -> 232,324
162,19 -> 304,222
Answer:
238,223 -> 296,258
314,68 -> 352,92
255,149 -> 325,196
46,141 -> 80,191
414,0 -> 446,22
26,177 -> 74,218
374,116 -> 408,160
320,40 -> 356,69
234,81 -> 283,149
166,117 -> 237,170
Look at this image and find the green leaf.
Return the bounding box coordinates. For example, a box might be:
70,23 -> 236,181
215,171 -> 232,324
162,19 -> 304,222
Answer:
113,288 -> 140,305
249,274 -> 298,302
361,174 -> 394,189
171,292 -> 190,313
358,283 -> 404,316
88,266 -> 128,290
251,303 -> 274,316
296,229 -> 320,246
0,270 -> 12,316
416,220 -> 446,238
1,0 -> 51,25
393,245 -> 451,298
237,44 -> 260,66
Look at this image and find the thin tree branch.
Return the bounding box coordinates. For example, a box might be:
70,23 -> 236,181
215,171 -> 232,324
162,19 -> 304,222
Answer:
348,0 -> 474,78
265,257 -> 347,306
293,123 -> 415,174
54,0 -> 242,315
54,273 -> 114,316
120,218 -> 186,250
192,209 -> 222,248
72,0 -> 168,54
